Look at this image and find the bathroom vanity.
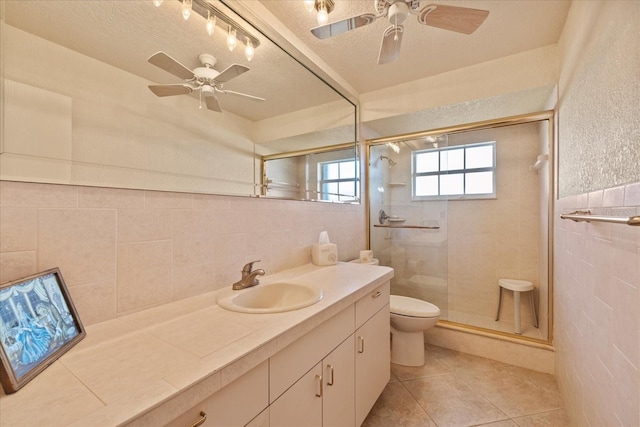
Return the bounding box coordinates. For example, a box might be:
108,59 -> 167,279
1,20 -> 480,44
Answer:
0,262 -> 393,427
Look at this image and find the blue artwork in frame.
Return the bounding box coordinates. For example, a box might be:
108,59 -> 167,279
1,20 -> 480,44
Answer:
0,268 -> 85,393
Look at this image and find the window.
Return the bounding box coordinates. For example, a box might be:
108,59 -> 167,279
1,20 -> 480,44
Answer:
319,159 -> 359,202
412,142 -> 496,200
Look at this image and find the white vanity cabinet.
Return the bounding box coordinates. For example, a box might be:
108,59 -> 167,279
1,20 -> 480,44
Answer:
167,281 -> 390,427
354,282 -> 391,426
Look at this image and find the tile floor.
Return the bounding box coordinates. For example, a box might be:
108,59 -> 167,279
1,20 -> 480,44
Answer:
363,345 -> 570,427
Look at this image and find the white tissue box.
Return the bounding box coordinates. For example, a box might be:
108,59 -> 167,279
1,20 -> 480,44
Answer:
311,243 -> 338,266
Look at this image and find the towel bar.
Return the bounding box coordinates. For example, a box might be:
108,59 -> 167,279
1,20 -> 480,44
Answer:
560,210 -> 640,226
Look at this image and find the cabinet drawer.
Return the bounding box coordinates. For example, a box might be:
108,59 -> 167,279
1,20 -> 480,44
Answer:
355,281 -> 390,329
166,361 -> 268,427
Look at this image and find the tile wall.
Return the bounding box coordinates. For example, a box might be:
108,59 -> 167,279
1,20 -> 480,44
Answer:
0,181 -> 365,326
554,183 -> 640,425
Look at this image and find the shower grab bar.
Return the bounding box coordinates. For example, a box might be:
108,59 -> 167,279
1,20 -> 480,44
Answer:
373,224 -> 440,230
560,210 -> 640,226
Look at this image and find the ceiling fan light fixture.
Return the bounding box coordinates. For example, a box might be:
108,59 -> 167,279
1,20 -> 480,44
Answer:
206,11 -> 216,36
317,2 -> 329,25
227,26 -> 237,51
181,0 -> 192,20
244,39 -> 255,61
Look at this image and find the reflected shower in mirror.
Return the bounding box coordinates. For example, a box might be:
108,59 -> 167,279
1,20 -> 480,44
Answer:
263,144 -> 359,202
1,0 -> 357,201
367,113 -> 553,343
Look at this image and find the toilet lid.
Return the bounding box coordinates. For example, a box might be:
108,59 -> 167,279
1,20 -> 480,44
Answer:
390,295 -> 440,318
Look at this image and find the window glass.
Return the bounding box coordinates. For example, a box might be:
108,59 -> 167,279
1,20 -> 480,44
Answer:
416,151 -> 439,173
412,141 -> 496,200
466,145 -> 494,169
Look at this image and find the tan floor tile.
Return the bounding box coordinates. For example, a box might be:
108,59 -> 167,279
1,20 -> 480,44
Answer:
512,409 -> 571,426
362,382 -> 436,427
391,350 -> 450,381
404,374 -> 509,427
476,421 -> 518,427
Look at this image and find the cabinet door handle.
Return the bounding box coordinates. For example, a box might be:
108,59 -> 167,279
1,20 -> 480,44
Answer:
190,411 -> 207,427
357,336 -> 365,354
326,364 -> 334,386
315,374 -> 323,397
372,291 -> 382,298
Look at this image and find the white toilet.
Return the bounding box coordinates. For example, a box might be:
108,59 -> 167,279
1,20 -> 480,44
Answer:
390,295 -> 441,367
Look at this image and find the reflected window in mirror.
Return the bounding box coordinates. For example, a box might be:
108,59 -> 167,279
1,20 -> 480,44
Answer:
319,158 -> 360,202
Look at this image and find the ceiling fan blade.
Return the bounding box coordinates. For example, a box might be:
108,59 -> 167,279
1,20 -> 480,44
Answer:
148,51 -> 195,80
215,64 -> 250,83
419,4 -> 489,35
148,84 -> 193,97
311,13 -> 378,39
220,89 -> 265,102
203,92 -> 223,112
378,25 -> 404,65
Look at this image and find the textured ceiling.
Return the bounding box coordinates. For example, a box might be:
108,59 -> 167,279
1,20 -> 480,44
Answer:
259,0 -> 572,94
4,0 -> 571,122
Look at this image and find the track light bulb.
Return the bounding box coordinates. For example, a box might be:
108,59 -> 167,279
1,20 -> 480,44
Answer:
317,4 -> 328,25
244,39 -> 255,61
304,0 -> 315,13
181,0 -> 192,20
227,26 -> 237,51
206,12 -> 216,36
153,0 -> 163,7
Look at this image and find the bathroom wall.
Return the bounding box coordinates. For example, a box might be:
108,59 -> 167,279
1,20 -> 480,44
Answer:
0,181 -> 364,326
554,1 -> 640,425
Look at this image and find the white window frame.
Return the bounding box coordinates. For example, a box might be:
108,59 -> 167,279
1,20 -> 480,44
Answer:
318,159 -> 360,202
411,141 -> 496,201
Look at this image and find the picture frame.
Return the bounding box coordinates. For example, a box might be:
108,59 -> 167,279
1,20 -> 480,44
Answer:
0,268 -> 85,393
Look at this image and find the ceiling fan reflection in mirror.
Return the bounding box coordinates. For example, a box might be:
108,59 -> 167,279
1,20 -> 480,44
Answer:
311,0 -> 489,64
147,51 -> 265,113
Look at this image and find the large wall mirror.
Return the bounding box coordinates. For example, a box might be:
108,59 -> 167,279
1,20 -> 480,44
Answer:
0,0 -> 357,200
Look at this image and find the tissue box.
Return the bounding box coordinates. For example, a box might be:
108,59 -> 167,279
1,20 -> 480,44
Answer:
311,243 -> 338,266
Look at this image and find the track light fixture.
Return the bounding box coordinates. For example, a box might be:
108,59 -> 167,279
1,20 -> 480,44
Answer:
155,0 -> 260,61
304,0 -> 335,26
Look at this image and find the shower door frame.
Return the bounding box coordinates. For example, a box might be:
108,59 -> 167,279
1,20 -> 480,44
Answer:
365,110 -> 556,347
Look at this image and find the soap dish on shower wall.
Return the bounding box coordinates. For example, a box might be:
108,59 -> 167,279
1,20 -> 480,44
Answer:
388,218 -> 406,223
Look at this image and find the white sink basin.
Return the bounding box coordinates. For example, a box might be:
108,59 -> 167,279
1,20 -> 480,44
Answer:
217,282 -> 323,314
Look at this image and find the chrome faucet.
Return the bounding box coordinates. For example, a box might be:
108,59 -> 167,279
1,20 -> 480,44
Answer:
232,260 -> 266,290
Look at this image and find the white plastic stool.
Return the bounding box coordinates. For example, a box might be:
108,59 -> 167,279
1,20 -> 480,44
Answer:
495,279 -> 538,334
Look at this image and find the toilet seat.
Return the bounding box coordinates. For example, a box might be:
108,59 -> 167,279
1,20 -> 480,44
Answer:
390,295 -> 440,318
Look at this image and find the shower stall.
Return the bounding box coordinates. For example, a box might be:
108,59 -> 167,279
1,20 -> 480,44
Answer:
367,113 -> 553,342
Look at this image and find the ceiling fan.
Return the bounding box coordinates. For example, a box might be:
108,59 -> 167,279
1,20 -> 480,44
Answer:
311,0 -> 489,64
147,51 -> 265,113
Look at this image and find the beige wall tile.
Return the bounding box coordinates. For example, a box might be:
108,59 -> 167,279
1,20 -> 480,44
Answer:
69,280 -> 117,326
38,209 -> 116,286
0,206 -> 36,252
117,208 -> 171,243
172,263 -> 214,300
117,241 -> 172,313
0,251 -> 37,283
172,210 -> 214,268
79,186 -> 145,209
0,181 -> 77,207
145,190 -> 193,209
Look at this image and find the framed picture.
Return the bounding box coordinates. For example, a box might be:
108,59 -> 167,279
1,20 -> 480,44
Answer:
0,268 -> 85,393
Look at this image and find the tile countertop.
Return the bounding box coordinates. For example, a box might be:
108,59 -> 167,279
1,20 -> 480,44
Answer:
0,262 -> 394,427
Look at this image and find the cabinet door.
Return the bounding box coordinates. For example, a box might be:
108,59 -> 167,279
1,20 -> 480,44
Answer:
270,362 -> 323,427
323,335 -> 355,427
355,305 -> 390,426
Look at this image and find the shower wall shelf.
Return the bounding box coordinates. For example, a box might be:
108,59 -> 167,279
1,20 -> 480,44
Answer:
388,182 -> 406,186
560,210 -> 640,226
374,224 -> 440,230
